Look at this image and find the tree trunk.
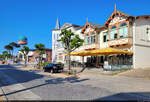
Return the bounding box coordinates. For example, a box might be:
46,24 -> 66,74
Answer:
9,50 -> 11,58
38,56 -> 40,68
24,56 -> 27,67
68,51 -> 71,74
12,50 -> 14,64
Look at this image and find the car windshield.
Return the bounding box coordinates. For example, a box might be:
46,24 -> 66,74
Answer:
47,63 -> 53,67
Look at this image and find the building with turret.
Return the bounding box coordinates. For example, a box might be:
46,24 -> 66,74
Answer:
52,17 -> 84,64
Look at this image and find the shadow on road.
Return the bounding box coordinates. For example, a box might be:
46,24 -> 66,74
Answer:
0,65 -> 89,97
94,92 -> 150,101
0,77 -> 89,96
0,65 -> 44,87
45,77 -> 89,84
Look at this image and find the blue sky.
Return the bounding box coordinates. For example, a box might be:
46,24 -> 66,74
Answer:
0,0 -> 150,54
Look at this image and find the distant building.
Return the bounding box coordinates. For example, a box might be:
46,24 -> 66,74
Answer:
18,48 -> 52,63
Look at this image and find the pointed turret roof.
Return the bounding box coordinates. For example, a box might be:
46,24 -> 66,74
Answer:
55,16 -> 60,29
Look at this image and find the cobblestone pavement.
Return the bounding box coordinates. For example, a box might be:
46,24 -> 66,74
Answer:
0,65 -> 150,100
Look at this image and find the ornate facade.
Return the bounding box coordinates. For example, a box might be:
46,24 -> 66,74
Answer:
52,7 -> 150,69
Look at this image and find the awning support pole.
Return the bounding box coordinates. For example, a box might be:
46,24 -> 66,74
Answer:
82,56 -> 84,68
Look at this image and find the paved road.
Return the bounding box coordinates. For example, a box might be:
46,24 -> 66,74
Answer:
0,65 -> 150,101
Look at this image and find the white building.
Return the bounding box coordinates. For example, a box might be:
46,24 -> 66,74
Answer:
52,17 -> 84,64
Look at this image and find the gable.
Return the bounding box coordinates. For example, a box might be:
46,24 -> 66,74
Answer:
84,26 -> 95,33
104,10 -> 134,26
110,15 -> 127,25
81,22 -> 103,34
81,23 -> 94,34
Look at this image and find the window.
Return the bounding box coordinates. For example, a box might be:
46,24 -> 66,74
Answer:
91,32 -> 95,44
146,28 -> 150,41
57,34 -> 59,40
86,34 -> 89,44
103,31 -> 108,42
54,33 -> 55,40
110,26 -> 117,40
103,35 -> 106,42
114,33 -> 117,39
119,23 -> 128,38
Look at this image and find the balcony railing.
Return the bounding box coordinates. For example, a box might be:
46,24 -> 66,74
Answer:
108,37 -> 132,47
84,43 -> 99,50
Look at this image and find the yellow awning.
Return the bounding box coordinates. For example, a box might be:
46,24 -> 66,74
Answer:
65,47 -> 133,56
91,48 -> 133,55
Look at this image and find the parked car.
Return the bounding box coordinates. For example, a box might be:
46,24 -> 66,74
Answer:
43,63 -> 63,73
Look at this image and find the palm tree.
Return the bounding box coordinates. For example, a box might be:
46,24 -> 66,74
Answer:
34,43 -> 46,68
4,45 -> 13,58
9,42 -> 20,62
20,46 -> 29,67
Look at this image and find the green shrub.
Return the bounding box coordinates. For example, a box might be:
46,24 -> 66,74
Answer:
41,62 -> 51,66
57,62 -> 64,66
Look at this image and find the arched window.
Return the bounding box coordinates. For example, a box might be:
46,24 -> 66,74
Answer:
110,26 -> 117,40
119,23 -> 128,38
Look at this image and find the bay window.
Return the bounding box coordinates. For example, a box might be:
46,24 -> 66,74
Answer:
91,32 -> 96,44
110,26 -> 117,40
119,23 -> 128,38
86,34 -> 89,44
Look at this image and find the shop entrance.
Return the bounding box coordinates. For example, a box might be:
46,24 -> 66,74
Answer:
86,56 -> 104,68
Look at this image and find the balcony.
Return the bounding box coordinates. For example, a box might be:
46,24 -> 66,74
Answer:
108,37 -> 132,47
84,43 -> 99,50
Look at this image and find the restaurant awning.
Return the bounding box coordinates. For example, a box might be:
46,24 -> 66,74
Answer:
65,48 -> 133,56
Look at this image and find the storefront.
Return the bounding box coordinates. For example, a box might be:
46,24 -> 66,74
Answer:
68,47 -> 133,70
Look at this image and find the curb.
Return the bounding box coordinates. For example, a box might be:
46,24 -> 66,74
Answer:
127,93 -> 150,100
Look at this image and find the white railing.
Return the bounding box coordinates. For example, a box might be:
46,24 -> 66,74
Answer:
108,38 -> 130,46
84,43 -> 99,49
